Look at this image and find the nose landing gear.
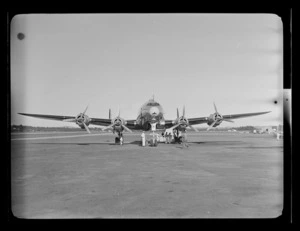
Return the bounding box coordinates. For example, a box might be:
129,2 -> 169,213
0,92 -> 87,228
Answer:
115,131 -> 124,145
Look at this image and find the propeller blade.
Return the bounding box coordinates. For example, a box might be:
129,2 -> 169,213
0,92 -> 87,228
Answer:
224,119 -> 234,123
177,108 -> 179,119
83,105 -> 89,115
63,118 -> 76,122
118,109 -> 120,117
189,125 -> 199,132
183,105 -> 185,117
102,124 -> 114,131
122,125 -> 132,133
169,123 -> 181,131
82,122 -> 91,134
207,121 -> 218,131
213,102 -> 218,113
109,109 -> 111,120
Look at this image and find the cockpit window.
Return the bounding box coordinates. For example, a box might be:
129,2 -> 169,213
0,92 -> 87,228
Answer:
147,102 -> 160,106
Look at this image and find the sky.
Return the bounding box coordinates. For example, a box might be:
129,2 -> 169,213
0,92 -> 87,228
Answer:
10,13 -> 283,128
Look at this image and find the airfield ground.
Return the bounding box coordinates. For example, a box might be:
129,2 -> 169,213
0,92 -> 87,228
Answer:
11,131 -> 283,218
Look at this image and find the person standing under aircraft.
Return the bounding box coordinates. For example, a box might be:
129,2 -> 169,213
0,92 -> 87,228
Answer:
165,132 -> 169,144
181,132 -> 189,148
120,133 -> 123,145
141,131 -> 146,146
161,132 -> 165,142
155,133 -> 160,143
166,132 -> 170,144
166,132 -> 171,144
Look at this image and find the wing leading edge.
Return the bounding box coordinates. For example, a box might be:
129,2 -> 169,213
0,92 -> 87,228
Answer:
164,111 -> 271,128
18,113 -> 75,121
18,113 -> 112,126
222,111 -> 271,120
187,111 -> 271,126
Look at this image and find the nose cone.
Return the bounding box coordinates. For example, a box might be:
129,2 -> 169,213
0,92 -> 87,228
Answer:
150,107 -> 159,116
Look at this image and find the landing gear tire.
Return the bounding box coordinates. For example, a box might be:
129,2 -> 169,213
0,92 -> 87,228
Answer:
115,137 -> 120,144
150,139 -> 158,147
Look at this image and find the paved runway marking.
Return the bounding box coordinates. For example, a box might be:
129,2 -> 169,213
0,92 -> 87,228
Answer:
11,133 -> 108,141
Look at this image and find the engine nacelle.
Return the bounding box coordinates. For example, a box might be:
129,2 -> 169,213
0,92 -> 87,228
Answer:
179,117 -> 189,125
207,113 -> 223,127
112,117 -> 126,126
75,113 -> 90,128
110,116 -> 127,132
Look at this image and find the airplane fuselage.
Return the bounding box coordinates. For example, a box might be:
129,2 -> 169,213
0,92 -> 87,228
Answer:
134,99 -> 165,131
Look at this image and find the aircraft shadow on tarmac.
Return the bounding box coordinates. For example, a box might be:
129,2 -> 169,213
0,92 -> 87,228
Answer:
36,142 -> 124,146
35,140 -> 244,146
188,141 -> 244,145
35,141 -> 143,146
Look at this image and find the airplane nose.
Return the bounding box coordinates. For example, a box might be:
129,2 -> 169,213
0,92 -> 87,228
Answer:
150,107 -> 159,115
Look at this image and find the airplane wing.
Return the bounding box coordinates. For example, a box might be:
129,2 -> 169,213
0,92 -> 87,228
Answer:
18,113 -> 112,126
188,111 -> 271,125
221,111 -> 271,120
164,118 -> 207,128
164,111 -> 271,127
89,118 -> 114,126
18,113 -> 76,121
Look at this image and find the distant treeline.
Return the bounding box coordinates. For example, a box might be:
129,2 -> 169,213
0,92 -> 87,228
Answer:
11,124 -> 258,132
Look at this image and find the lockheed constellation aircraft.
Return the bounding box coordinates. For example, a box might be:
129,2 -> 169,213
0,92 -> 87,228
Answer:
19,97 -> 271,142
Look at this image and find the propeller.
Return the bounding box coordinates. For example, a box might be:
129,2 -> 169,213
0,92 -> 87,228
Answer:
207,121 -> 218,131
122,125 -> 132,133
101,109 -> 132,133
102,124 -> 114,131
63,105 -> 91,133
213,102 -> 218,114
82,121 -> 91,134
189,125 -> 199,132
170,106 -> 199,132
83,105 -> 89,115
207,102 -> 234,131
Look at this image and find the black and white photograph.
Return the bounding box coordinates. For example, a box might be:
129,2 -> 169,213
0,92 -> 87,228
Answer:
10,13 -> 286,219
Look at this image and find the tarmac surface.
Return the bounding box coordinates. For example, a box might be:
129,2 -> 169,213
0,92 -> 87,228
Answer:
11,131 -> 283,218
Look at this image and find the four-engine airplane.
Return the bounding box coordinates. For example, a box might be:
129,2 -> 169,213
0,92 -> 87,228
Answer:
18,97 -> 271,142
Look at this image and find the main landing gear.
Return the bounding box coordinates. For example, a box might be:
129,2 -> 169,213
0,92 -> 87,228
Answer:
173,129 -> 188,144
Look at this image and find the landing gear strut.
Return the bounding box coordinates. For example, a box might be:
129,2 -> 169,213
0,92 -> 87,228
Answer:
173,128 -> 188,144
115,131 -> 124,145
173,129 -> 181,144
149,122 -> 158,147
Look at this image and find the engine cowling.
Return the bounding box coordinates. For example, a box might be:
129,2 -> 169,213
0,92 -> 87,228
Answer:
207,113 -> 223,127
179,117 -> 189,126
75,113 -> 90,129
111,117 -> 127,132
